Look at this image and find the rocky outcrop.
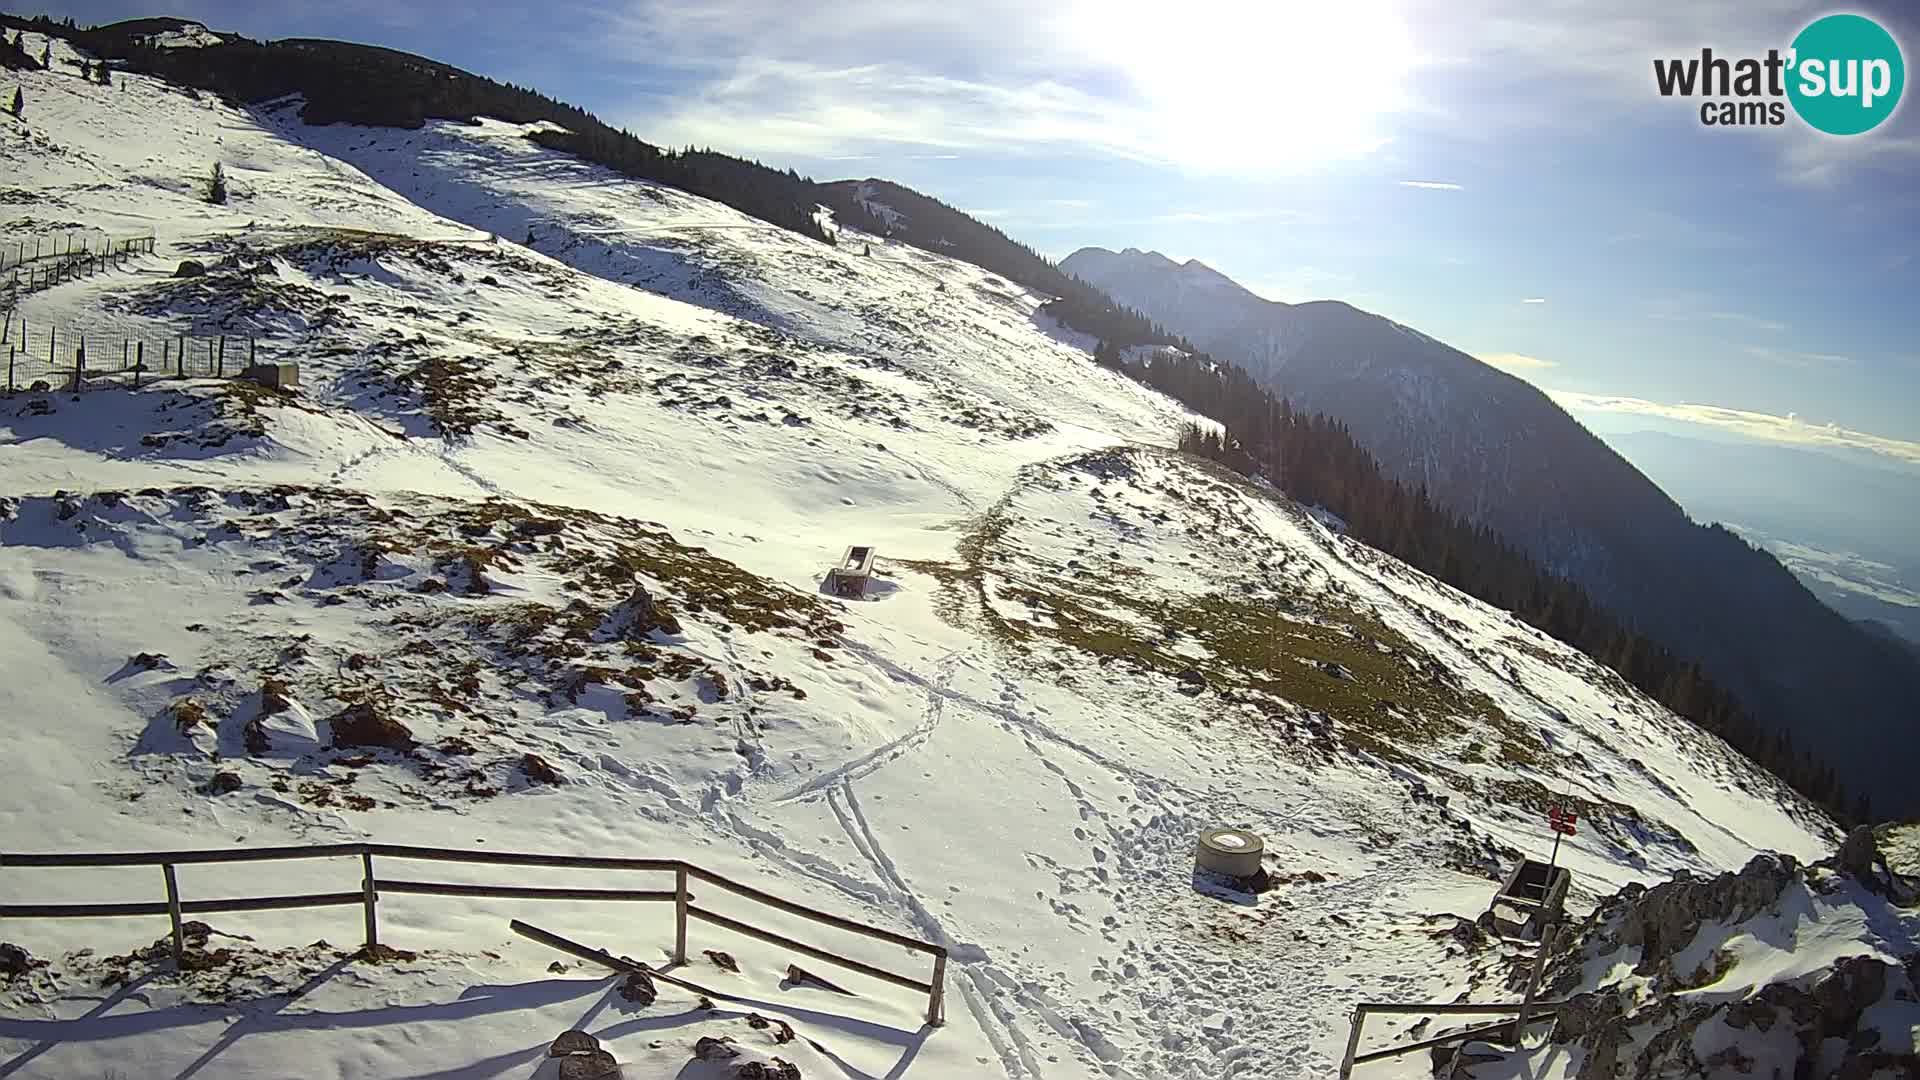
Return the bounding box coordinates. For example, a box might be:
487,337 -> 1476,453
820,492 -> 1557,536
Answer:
1465,838 -> 1918,1080
327,700 -> 415,751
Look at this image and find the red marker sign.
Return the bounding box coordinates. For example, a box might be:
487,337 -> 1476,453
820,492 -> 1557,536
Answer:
1548,805 -> 1578,837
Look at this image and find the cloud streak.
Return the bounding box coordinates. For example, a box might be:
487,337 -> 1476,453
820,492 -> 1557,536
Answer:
1550,390 -> 1920,465
1480,352 -> 1560,372
1397,180 -> 1462,190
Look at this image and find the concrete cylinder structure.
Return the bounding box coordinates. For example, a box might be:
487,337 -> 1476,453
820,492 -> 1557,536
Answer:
1196,827 -> 1264,878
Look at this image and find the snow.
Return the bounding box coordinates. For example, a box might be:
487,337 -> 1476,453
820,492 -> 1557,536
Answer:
0,33 -> 1857,1080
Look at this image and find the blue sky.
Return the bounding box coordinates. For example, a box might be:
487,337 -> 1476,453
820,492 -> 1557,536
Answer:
28,0 -> 1920,466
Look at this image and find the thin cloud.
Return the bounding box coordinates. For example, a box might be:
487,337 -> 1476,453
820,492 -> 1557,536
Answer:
1521,297 -> 1547,304
1480,352 -> 1559,372
1740,344 -> 1856,368
1397,180 -> 1462,190
1549,391 -> 1920,466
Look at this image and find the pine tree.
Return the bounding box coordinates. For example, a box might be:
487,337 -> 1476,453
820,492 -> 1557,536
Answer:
206,162 -> 227,205
96,61 -> 111,86
8,88 -> 20,118
79,60 -> 90,80
40,43 -> 50,68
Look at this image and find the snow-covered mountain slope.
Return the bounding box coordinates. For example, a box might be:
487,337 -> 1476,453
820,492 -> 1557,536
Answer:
0,31 -> 1868,1079
1060,246 -> 1920,821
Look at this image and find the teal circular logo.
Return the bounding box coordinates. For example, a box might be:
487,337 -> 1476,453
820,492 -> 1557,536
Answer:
1787,14 -> 1905,135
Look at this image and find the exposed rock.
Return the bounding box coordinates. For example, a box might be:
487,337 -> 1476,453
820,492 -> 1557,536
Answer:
557,1049 -> 620,1080
1319,660 -> 1356,681
1838,825 -> 1882,887
694,1035 -> 740,1061
612,585 -> 681,638
1608,854 -> 1797,977
734,1061 -> 801,1080
173,259 -> 206,278
203,770 -> 243,795
328,700 -> 415,751
745,1012 -> 796,1044
129,652 -> 170,672
617,970 -> 656,1006
549,1030 -> 599,1057
0,942 -> 46,977
704,948 -> 739,973
1174,667 -> 1206,695
547,961 -> 570,974
521,752 -> 563,785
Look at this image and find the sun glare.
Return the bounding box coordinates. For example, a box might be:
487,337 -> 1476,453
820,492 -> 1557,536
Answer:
1079,0 -> 1418,171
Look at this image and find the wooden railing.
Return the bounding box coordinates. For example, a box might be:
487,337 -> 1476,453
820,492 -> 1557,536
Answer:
1338,923 -> 1563,1077
0,842 -> 947,1025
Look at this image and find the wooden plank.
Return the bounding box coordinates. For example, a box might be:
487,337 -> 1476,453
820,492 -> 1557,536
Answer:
180,891 -> 366,915
1350,1015 -> 1554,1066
375,879 -> 679,903
1353,1001 -> 1568,1016
0,844 -> 367,868
0,844 -> 680,873
0,891 -> 364,919
0,900 -> 172,919
686,866 -> 942,956
364,844 -> 681,873
687,903 -> 930,994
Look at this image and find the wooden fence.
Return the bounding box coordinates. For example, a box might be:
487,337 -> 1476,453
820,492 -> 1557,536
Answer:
1,316 -> 265,393
1338,924 -> 1563,1077
0,842 -> 948,1025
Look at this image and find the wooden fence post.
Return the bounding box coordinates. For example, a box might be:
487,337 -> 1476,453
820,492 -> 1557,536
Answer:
73,337 -> 85,394
162,864 -> 186,966
6,346 -> 13,394
361,851 -> 379,950
674,866 -> 689,965
216,337 -> 225,377
1513,923 -> 1556,1047
927,951 -> 947,1026
178,335 -> 185,376
134,341 -> 144,388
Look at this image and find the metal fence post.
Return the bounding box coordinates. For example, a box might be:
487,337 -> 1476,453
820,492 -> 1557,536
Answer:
162,864 -> 186,966
361,851 -> 378,950
674,865 -> 689,964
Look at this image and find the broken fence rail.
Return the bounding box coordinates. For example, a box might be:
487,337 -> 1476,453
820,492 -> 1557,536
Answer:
0,842 -> 948,1025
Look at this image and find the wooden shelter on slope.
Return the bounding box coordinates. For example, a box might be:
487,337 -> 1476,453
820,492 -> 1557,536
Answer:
826,545 -> 877,598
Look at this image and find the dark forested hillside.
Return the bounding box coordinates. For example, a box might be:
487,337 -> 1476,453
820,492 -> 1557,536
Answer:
1,13 -> 838,243
1123,348 -> 1866,825
1068,247 -> 1920,819
820,179 -> 1179,345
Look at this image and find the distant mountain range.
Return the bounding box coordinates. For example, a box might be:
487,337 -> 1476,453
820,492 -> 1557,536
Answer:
1063,246 -> 1920,815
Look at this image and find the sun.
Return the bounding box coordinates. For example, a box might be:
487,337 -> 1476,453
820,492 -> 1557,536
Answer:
1076,0 -> 1420,171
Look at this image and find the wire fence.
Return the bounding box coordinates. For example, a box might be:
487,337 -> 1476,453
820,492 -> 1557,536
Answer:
0,230 -> 155,274
2,235 -> 157,297
1,315 -> 269,394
